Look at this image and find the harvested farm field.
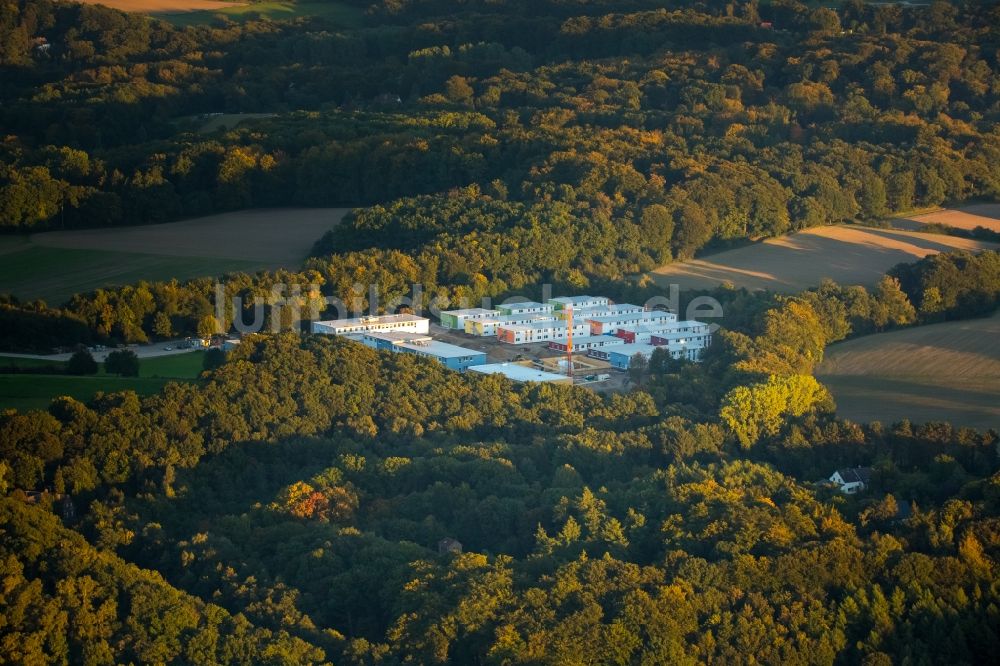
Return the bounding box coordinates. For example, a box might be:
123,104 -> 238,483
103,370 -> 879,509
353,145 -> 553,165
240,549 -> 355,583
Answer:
0,208 -> 349,306
891,203 -> 1000,233
815,313 -> 1000,431
648,224 -> 999,293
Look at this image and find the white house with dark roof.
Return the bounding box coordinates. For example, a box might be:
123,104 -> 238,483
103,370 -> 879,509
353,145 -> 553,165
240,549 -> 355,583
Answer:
829,467 -> 872,494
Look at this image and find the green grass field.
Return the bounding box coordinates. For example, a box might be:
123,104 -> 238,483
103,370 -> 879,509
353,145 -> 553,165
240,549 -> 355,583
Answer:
161,1 -> 364,27
138,351 -> 208,378
0,375 -> 184,413
0,351 -> 206,412
0,242 -> 259,307
0,357 -> 66,371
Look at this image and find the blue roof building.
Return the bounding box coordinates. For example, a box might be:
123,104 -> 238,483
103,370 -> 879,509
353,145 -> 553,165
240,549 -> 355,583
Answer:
362,332 -> 487,371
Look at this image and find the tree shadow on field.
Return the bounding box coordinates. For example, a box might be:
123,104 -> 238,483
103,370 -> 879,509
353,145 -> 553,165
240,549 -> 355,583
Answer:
819,374 -> 1000,431
822,314 -> 1000,359
653,225 -> 999,293
859,227 -> 1000,254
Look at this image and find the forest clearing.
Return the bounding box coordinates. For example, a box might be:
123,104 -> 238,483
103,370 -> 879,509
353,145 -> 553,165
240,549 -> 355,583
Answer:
0,350 -> 205,412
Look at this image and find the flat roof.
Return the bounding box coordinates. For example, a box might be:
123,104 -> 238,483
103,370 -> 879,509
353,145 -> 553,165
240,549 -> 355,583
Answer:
647,340 -> 701,352
606,343 -> 660,357
363,331 -> 433,343
501,320 -> 587,332
440,308 -> 500,317
647,320 -> 710,331
569,304 -> 645,317
628,320 -> 709,334
576,303 -> 642,311
469,363 -> 570,382
549,295 -> 608,304
498,301 -> 551,309
480,314 -> 557,324
316,313 -> 428,326
555,335 -> 626,346
397,340 -> 486,359
586,312 -> 675,324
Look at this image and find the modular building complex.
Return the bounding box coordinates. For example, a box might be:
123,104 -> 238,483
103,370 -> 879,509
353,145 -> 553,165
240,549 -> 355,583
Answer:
438,308 -> 500,330
496,320 -> 591,344
587,311 -> 677,335
555,303 -> 646,320
435,293 -> 714,380
497,301 -> 554,316
465,314 -> 553,337
313,314 -> 485,371
548,335 -> 627,353
596,344 -> 662,370
361,331 -> 487,371
548,296 -> 610,311
588,337 -> 708,367
648,322 -> 712,347
616,320 -> 712,345
395,339 -> 487,371
312,313 -> 430,336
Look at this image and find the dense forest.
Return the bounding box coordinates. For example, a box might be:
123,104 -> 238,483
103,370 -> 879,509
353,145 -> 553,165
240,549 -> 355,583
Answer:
2,0 -> 999,234
3,0 -> 1000,663
3,248 -> 1000,663
1,0 -> 998,344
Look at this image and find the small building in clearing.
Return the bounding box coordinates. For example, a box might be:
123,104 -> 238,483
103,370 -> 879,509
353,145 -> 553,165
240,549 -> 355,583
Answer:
830,468 -> 872,494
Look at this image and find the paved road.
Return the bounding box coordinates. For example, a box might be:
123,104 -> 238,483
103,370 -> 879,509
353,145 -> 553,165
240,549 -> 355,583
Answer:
0,340 -> 207,363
